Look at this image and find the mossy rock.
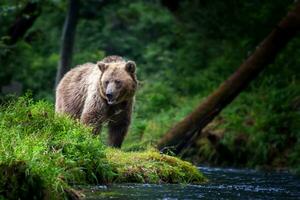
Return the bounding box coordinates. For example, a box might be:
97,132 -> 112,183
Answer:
107,148 -> 206,183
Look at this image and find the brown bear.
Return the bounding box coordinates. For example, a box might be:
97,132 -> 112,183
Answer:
55,55 -> 137,148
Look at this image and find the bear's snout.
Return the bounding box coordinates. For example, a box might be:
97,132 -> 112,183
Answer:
105,82 -> 118,104
106,91 -> 116,104
106,93 -> 113,101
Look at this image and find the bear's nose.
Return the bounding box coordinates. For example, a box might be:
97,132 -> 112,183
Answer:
106,93 -> 113,100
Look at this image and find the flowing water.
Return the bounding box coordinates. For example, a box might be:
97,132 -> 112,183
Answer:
84,166 -> 300,199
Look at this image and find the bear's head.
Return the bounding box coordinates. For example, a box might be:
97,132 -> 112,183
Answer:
97,58 -> 137,105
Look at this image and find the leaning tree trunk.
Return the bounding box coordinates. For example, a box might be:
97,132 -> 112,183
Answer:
55,0 -> 79,87
157,2 -> 300,154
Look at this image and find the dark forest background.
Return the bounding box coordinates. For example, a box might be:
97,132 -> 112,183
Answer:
1,0 -> 299,171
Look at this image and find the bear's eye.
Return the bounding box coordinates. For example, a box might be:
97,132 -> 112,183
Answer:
115,80 -> 121,86
104,80 -> 109,86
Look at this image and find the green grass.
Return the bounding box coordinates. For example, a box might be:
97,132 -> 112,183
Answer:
0,96 -> 205,199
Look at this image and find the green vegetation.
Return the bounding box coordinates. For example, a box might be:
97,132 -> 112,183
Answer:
0,96 -> 205,199
1,0 -> 299,173
107,148 -> 205,183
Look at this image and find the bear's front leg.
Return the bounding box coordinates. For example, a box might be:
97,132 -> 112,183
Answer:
108,120 -> 130,148
107,101 -> 132,148
81,110 -> 104,135
80,100 -> 106,135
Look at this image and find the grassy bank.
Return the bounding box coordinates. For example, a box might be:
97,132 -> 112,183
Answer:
0,96 -> 205,199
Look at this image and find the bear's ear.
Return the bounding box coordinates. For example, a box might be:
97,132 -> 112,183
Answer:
125,61 -> 136,74
97,62 -> 108,72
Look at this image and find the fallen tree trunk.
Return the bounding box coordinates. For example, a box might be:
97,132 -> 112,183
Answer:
157,2 -> 300,154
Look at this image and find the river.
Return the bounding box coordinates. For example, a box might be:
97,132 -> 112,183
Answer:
84,166 -> 300,199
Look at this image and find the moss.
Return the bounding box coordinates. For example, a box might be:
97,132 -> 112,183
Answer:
106,148 -> 206,184
0,96 -> 206,199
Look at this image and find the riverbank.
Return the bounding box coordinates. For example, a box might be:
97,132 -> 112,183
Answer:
0,97 -> 205,199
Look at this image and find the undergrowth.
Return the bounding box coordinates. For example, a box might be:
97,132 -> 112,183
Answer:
0,96 -> 205,199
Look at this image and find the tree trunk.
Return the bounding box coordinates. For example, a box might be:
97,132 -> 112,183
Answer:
161,0 -> 180,13
157,2 -> 300,154
55,0 -> 80,87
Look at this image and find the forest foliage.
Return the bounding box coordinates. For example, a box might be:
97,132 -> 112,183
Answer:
0,0 -> 299,171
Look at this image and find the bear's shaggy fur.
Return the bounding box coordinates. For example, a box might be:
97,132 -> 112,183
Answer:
55,56 -> 137,147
